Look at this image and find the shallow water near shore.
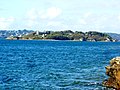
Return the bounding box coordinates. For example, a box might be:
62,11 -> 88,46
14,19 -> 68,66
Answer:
0,40 -> 120,90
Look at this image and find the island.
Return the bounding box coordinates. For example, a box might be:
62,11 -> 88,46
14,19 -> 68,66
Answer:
6,30 -> 116,42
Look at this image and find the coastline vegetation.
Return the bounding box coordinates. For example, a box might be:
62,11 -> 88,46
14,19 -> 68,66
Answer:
6,30 -> 116,42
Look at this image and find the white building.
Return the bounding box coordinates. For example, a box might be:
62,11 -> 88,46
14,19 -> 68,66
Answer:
36,31 -> 39,35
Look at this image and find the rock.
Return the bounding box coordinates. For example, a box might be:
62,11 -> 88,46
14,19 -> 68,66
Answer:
103,57 -> 120,89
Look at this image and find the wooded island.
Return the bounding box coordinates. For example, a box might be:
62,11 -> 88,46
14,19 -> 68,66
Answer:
6,30 -> 116,42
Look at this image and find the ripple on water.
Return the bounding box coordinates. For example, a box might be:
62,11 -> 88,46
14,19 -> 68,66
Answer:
0,41 -> 120,89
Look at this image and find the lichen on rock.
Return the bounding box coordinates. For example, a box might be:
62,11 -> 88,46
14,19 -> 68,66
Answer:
103,57 -> 120,89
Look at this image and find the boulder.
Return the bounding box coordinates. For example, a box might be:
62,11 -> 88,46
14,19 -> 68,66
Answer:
103,57 -> 120,89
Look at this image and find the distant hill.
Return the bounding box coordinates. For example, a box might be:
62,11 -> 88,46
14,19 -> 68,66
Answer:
0,29 -> 33,39
7,30 -> 116,42
107,33 -> 120,41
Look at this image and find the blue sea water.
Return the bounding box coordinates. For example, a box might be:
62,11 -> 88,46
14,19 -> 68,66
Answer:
0,40 -> 120,90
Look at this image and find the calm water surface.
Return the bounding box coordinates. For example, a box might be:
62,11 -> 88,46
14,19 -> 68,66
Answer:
0,40 -> 120,90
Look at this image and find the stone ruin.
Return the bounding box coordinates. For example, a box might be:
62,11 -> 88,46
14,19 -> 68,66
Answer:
103,57 -> 120,89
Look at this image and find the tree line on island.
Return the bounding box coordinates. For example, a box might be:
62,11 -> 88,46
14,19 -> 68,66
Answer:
7,30 -> 116,42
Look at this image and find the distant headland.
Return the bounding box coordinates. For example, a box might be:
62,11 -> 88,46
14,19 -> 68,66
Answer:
5,30 -> 117,42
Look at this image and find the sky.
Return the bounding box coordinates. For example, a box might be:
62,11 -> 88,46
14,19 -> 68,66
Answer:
0,0 -> 120,33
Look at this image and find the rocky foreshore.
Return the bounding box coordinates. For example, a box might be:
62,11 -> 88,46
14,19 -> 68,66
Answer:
103,57 -> 120,89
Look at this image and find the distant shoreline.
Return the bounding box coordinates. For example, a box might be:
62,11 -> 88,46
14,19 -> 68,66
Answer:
6,30 -> 117,42
5,38 -> 118,42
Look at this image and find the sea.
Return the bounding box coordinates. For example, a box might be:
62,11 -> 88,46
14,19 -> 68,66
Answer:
0,40 -> 120,90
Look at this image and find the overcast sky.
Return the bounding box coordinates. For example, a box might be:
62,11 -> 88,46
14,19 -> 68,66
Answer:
0,0 -> 120,33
